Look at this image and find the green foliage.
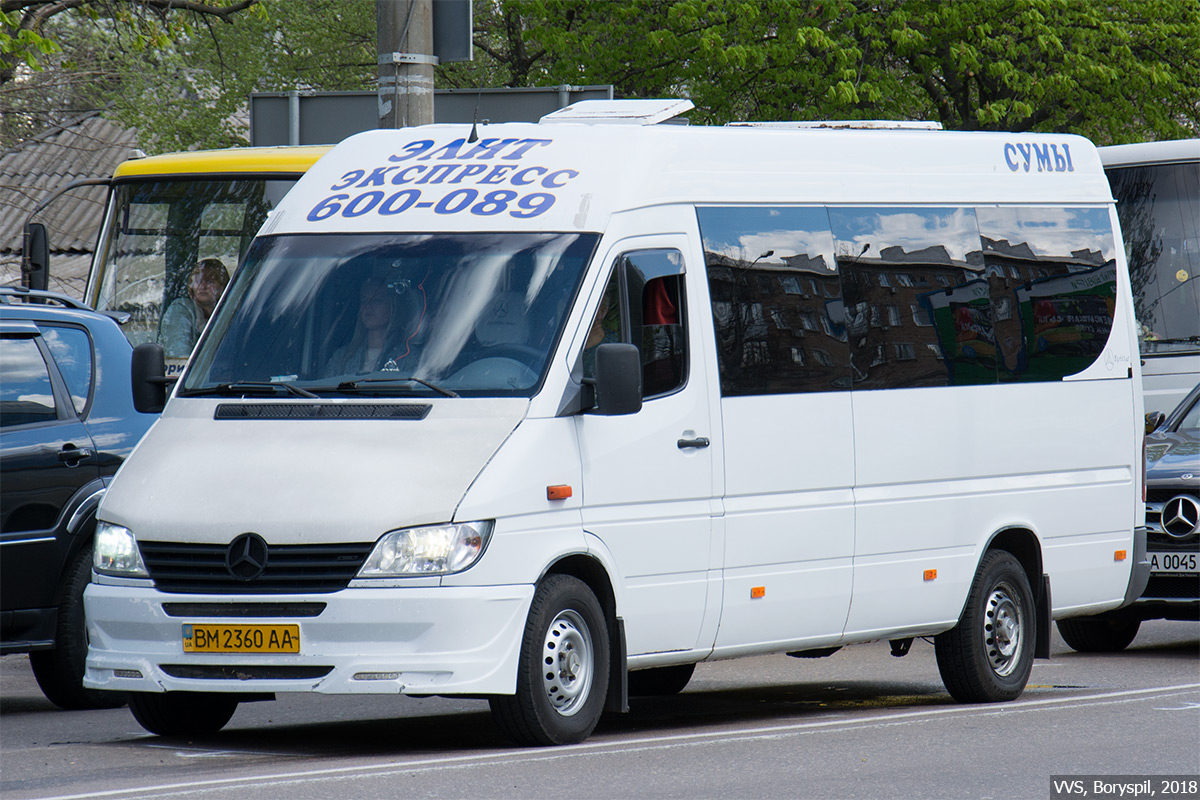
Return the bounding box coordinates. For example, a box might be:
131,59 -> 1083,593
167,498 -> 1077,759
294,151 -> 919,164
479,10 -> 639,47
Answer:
5,0 -> 1196,151
442,0 -> 1198,142
100,0 -> 376,151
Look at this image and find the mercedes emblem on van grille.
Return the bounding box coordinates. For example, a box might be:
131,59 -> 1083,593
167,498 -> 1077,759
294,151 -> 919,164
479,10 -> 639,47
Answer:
226,532 -> 269,580
1162,495 -> 1200,539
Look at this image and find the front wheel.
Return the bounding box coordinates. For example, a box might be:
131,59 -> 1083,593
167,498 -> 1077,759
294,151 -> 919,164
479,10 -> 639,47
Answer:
1057,617 -> 1140,653
935,550 -> 1035,703
29,544 -> 127,710
128,692 -> 238,736
489,575 -> 609,746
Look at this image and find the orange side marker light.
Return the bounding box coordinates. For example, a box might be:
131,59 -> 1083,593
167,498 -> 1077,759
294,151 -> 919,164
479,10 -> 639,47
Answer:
1114,550 -> 1127,562
923,569 -> 937,582
750,586 -> 765,599
546,485 -> 573,501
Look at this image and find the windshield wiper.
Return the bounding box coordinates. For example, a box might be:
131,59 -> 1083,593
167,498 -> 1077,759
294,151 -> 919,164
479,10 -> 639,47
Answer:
181,381 -> 319,399
336,377 -> 458,398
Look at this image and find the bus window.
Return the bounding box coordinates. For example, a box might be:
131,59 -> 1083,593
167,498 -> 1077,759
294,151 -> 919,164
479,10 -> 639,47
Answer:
89,177 -> 296,371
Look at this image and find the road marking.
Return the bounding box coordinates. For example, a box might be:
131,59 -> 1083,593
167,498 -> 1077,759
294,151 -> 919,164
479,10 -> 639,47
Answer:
27,682 -> 1200,800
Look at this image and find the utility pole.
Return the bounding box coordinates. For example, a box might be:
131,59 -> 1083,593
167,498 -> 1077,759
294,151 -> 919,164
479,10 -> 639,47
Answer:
377,0 -> 436,129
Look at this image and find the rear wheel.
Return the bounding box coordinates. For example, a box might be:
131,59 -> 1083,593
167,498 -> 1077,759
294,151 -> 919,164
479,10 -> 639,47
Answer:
128,692 -> 238,736
628,663 -> 695,697
935,550 -> 1035,703
1057,617 -> 1140,653
29,544 -> 127,710
489,575 -> 609,746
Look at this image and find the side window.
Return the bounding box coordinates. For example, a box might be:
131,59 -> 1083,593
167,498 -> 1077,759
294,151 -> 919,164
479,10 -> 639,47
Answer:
976,206 -> 1119,382
830,206 -> 988,389
0,337 -> 60,428
698,206 -> 849,396
40,325 -> 94,415
583,249 -> 687,399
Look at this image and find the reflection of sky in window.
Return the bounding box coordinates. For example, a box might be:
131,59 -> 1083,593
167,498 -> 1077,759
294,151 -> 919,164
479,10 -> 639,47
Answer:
976,207 -> 1115,259
828,207 -> 980,262
697,207 -> 835,268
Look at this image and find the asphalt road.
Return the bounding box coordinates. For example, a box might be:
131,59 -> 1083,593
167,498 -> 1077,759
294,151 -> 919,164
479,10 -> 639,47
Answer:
1,622 -> 1197,800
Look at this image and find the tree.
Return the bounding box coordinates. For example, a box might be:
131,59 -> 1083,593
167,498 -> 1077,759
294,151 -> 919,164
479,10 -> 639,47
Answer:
6,0 -> 1197,152
1,0 -> 258,84
98,0 -> 376,151
478,0 -> 1198,142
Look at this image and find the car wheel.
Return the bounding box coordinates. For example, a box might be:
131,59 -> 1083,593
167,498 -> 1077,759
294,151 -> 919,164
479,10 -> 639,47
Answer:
935,550 -> 1035,703
1056,617 -> 1140,653
628,663 -> 696,697
128,692 -> 238,736
489,575 -> 609,746
29,544 -> 128,710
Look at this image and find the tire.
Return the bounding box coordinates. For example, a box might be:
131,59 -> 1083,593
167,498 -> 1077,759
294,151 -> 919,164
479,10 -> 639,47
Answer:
1057,617 -> 1140,653
628,663 -> 695,697
29,544 -> 128,710
128,692 -> 238,736
489,575 -> 609,746
935,550 -> 1036,703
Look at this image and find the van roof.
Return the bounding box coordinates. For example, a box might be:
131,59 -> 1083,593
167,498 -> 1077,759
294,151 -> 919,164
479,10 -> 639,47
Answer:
271,105 -> 1114,237
112,145 -> 332,179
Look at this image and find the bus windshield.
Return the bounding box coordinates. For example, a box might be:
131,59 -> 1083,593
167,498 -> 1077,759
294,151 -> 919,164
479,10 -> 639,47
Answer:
1106,160 -> 1200,355
88,177 -> 297,369
180,232 -> 599,398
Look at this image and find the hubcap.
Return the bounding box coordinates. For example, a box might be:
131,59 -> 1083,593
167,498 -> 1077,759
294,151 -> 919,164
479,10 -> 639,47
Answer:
983,582 -> 1022,677
541,609 -> 594,716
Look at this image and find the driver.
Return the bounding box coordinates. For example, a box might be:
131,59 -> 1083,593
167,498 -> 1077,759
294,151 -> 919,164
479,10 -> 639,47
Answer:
327,277 -> 419,374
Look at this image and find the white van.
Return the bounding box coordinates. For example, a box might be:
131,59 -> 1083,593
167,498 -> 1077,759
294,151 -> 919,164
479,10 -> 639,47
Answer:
85,100 -> 1149,746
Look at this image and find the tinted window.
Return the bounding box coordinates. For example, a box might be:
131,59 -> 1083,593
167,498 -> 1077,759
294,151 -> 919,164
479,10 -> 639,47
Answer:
40,325 -> 93,415
976,207 -> 1119,382
829,207 -> 985,389
698,206 -> 849,395
1106,161 -> 1200,355
0,337 -> 59,427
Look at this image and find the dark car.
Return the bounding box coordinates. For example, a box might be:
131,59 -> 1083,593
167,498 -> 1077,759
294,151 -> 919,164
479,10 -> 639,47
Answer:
1057,383 -> 1200,652
1,288 -> 157,708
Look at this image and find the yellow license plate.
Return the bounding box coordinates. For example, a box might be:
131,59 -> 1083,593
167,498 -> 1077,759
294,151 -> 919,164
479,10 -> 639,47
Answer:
182,624 -> 300,654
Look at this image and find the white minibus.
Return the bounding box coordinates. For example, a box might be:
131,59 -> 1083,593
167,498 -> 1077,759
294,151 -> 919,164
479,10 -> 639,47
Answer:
1100,139 -> 1200,415
85,100 -> 1149,746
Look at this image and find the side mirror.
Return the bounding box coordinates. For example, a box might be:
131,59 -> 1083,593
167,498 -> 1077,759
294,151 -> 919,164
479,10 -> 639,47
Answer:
132,343 -> 169,414
591,343 -> 642,416
1144,411 -> 1166,435
22,222 -> 49,292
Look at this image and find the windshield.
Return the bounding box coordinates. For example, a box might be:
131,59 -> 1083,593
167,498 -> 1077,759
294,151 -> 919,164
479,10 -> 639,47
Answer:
181,232 -> 598,398
1106,160 -> 1200,355
88,177 -> 298,372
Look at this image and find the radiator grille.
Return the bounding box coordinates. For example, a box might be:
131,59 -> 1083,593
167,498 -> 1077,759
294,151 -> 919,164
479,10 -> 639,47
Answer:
139,541 -> 373,594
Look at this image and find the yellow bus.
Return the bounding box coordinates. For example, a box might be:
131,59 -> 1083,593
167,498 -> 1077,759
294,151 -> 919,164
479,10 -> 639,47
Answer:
83,146 -> 329,375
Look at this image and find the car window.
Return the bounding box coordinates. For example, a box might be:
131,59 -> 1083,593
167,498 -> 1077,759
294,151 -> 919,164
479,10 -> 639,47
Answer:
0,337 -> 59,427
40,325 -> 93,415
1178,394 -> 1200,434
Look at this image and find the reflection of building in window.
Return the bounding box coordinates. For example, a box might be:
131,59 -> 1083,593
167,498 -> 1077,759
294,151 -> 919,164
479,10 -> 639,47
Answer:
791,347 -> 806,365
896,343 -> 916,360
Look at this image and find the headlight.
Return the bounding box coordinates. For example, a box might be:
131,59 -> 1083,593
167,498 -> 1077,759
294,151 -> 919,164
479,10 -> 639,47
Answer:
358,521 -> 494,577
94,521 -> 149,577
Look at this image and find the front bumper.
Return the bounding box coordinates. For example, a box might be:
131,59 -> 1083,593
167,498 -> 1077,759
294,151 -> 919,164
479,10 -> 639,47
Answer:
83,583 -> 533,696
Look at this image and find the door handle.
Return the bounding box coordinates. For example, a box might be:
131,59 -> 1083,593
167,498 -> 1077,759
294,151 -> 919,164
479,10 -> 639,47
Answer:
677,437 -> 710,449
58,446 -> 92,465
